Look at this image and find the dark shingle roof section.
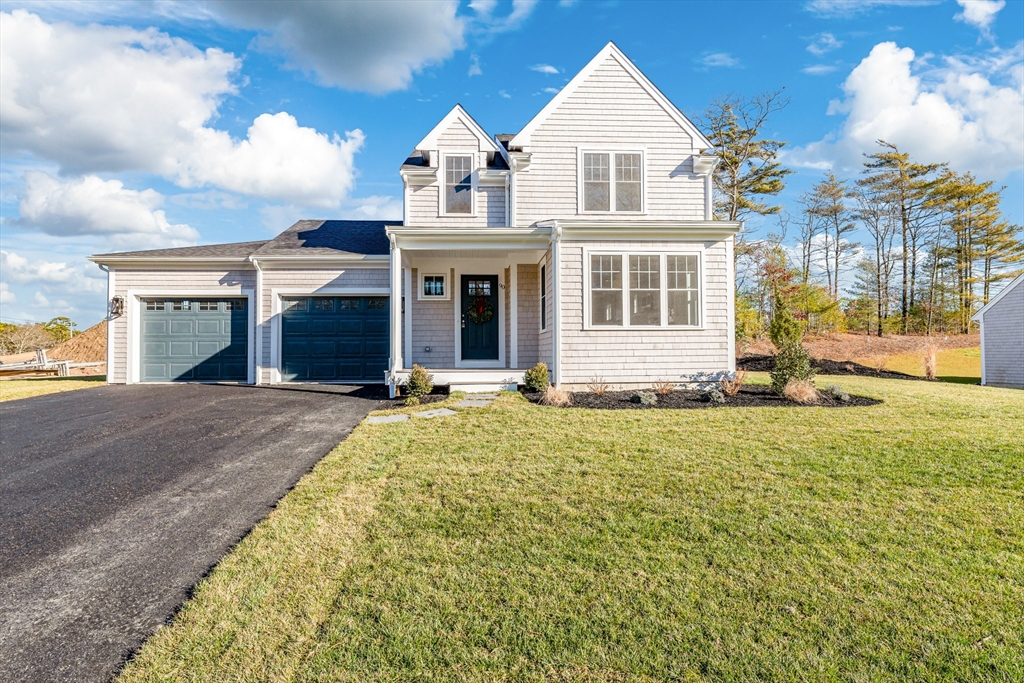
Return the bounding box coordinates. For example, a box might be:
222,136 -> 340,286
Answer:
401,148 -> 509,171
253,220 -> 399,257
92,240 -> 268,259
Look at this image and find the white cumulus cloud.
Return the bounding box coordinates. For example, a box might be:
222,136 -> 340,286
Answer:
807,32 -> 843,56
805,0 -> 939,17
16,173 -> 199,250
0,282 -> 16,304
0,250 -> 105,294
697,52 -> 741,69
207,0 -> 466,94
788,41 -> 1024,179
0,10 -> 366,208
531,64 -> 560,74
954,0 -> 1005,38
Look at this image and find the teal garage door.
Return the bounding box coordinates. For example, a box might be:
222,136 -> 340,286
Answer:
280,296 -> 389,382
141,298 -> 248,382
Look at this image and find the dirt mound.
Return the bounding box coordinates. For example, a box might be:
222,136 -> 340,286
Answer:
49,321 -> 106,362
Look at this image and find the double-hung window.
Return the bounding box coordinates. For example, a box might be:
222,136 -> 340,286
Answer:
581,151 -> 643,213
587,252 -> 702,328
444,155 -> 473,214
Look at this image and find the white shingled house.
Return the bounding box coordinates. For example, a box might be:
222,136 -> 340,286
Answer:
972,272 -> 1024,390
90,42 -> 741,396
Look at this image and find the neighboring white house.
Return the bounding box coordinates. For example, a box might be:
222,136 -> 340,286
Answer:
972,272 -> 1024,390
90,42 -> 741,396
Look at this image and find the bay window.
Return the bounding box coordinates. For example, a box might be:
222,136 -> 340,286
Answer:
587,251 -> 702,328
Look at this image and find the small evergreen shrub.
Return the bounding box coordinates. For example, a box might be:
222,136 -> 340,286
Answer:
823,384 -> 850,402
770,342 -> 815,394
523,362 -> 550,392
630,391 -> 657,406
769,289 -> 802,350
404,396 -> 420,406
703,389 -> 726,404
405,364 -> 434,397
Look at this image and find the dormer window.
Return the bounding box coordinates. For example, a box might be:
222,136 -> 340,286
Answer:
444,155 -> 474,214
580,150 -> 644,213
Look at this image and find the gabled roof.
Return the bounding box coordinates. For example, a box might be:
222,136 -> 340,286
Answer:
972,271 -> 1024,321
90,240 -> 268,261
253,220 -> 398,257
414,104 -> 502,154
509,41 -> 712,151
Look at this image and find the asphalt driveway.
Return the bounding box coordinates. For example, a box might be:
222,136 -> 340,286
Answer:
0,383 -> 383,683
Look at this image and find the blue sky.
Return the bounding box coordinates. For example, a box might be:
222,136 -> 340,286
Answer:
1,0 -> 1021,326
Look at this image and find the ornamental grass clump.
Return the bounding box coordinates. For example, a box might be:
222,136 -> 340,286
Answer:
721,369 -> 747,396
405,364 -> 434,398
539,385 -> 570,406
651,379 -> 675,396
587,375 -> 609,395
923,346 -> 938,380
783,380 -> 819,405
524,362 -> 550,393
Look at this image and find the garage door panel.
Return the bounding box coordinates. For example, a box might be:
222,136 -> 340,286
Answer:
280,296 -> 388,382
141,298 -> 247,382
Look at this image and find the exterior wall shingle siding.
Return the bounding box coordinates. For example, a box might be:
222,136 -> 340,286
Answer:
981,279 -> 1024,389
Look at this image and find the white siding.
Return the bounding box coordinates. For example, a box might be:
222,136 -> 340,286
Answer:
558,239 -> 731,386
437,119 -> 481,149
409,268 -> 456,368
260,268 -> 390,383
981,279 -> 1024,389
109,268 -> 257,384
514,53 -> 705,225
517,263 -> 540,367
406,182 -> 506,227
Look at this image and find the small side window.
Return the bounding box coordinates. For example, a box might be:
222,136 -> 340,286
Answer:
540,264 -> 547,331
421,274 -> 447,299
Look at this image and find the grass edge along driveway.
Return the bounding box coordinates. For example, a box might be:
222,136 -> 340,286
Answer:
0,376 -> 105,402
118,375 -> 1024,682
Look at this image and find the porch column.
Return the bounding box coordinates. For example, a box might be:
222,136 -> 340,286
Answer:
389,238 -> 403,397
404,266 -> 413,368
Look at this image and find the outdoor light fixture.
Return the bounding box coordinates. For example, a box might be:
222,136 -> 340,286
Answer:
109,296 -> 125,317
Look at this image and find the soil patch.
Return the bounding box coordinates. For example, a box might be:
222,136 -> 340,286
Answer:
524,384 -> 880,410
49,321 -> 106,362
737,354 -> 925,381
382,390 -> 450,408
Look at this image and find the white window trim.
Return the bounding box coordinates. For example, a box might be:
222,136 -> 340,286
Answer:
418,271 -> 450,301
577,148 -> 646,215
439,151 -> 478,218
582,248 -> 705,331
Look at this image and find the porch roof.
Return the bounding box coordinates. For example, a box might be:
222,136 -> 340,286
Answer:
386,225 -> 552,251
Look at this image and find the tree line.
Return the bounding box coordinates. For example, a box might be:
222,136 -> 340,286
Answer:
699,91 -> 1023,339
0,317 -> 79,355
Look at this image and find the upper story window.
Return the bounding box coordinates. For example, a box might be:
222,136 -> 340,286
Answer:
444,155 -> 473,214
581,151 -> 644,213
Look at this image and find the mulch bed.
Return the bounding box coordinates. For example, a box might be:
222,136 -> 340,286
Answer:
738,354 -> 926,381
381,390 -> 450,407
524,384 -> 880,410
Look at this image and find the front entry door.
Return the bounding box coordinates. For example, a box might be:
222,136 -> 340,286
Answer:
461,275 -> 499,361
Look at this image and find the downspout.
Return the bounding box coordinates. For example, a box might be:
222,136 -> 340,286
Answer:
99,264 -> 114,384
551,223 -> 562,388
250,256 -> 263,385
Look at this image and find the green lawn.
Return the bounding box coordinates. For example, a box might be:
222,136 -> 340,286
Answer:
119,375 -> 1023,682
0,375 -> 105,402
857,347 -> 982,385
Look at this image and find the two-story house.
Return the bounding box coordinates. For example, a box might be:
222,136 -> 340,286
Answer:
91,42 -> 741,396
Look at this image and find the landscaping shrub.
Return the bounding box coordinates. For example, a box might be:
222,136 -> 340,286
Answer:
721,369 -> 747,396
539,385 -> 570,406
651,379 -> 675,396
769,289 -> 802,349
703,389 -> 726,404
405,364 -> 434,397
822,384 -> 850,402
783,380 -> 819,405
587,375 -> 609,395
524,362 -> 550,392
770,342 -> 815,394
923,346 -> 937,380
630,391 -> 657,406
404,396 -> 420,406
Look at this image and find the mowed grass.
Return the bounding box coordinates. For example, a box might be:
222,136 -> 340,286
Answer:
119,376 -> 1024,682
856,347 -> 982,385
0,375 -> 105,402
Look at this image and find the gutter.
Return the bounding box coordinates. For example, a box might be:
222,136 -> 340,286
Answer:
250,256 -> 263,385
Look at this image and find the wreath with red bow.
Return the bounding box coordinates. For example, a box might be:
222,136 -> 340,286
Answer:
465,296 -> 494,325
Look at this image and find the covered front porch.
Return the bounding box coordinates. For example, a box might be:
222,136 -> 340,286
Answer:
385,226 -> 553,396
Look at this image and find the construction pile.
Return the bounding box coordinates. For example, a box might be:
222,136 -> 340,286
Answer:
48,320 -> 107,362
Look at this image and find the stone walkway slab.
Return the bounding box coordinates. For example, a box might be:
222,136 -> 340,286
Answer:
454,399 -> 493,408
412,408 -> 458,419
367,414 -> 410,424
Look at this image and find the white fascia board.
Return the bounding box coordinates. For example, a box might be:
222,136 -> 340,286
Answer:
971,271 -> 1024,321
252,255 -> 391,269
87,256 -> 255,269
415,104 -> 500,154
387,226 -> 552,250
478,168 -> 510,185
400,167 -> 438,183
509,41 -> 713,151
551,219 -> 743,241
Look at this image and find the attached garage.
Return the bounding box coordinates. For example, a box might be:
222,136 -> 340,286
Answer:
141,298 -> 249,382
280,295 -> 389,382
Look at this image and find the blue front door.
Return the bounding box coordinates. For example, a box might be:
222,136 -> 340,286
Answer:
461,275 -> 499,361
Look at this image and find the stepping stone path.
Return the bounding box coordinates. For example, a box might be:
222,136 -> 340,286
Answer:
412,408 -> 458,419
367,414 -> 409,424
453,393 -> 498,409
